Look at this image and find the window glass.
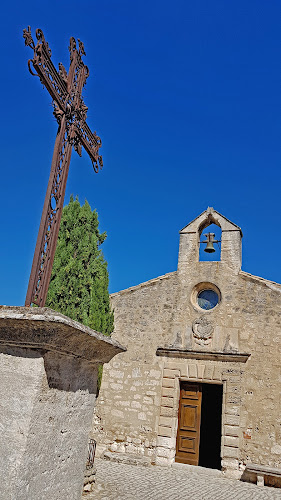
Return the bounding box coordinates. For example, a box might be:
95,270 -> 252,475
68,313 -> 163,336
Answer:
197,289 -> 219,310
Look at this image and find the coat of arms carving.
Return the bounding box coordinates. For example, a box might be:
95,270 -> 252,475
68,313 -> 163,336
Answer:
192,316 -> 214,346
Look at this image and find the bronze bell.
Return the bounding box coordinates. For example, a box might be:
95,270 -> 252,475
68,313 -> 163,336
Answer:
203,233 -> 217,253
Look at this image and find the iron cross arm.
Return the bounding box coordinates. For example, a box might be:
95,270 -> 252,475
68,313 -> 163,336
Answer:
75,121 -> 103,172
23,27 -> 67,111
23,27 -> 103,307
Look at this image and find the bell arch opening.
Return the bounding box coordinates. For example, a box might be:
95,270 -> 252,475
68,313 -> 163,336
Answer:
199,222 -> 221,262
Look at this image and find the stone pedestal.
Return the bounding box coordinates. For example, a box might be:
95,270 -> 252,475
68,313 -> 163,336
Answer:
0,307 -> 125,500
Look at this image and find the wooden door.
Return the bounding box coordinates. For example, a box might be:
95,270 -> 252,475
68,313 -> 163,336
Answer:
175,382 -> 202,465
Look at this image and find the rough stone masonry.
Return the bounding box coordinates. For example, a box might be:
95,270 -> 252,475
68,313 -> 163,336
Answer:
92,207 -> 281,487
0,306 -> 125,500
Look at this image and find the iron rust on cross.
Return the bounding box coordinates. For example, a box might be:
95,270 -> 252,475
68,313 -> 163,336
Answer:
23,27 -> 103,307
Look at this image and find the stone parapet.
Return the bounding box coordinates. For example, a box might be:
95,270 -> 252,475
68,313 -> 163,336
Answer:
0,307 -> 125,500
0,306 -> 124,363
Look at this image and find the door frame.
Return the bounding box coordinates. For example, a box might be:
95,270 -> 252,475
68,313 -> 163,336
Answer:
156,359 -> 244,479
175,380 -> 224,467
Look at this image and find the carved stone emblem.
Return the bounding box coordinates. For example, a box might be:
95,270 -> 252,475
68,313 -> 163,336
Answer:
192,316 -> 214,346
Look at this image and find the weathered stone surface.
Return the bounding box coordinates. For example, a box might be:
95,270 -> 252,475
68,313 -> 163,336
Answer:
0,307 -> 125,500
0,306 -> 125,363
91,208 -> 281,483
102,451 -> 151,466
83,466 -> 97,493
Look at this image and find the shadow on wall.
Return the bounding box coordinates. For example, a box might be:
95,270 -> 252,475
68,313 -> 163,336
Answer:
0,345 -> 97,393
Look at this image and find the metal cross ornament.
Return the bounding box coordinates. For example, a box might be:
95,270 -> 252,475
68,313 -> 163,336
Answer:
23,27 -> 103,307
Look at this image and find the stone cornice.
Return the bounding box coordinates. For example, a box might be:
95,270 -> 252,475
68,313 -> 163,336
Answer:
110,271 -> 177,298
0,306 -> 126,363
239,271 -> 281,292
156,347 -> 250,363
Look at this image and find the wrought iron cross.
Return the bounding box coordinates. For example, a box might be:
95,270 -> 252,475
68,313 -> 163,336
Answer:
23,27 -> 103,307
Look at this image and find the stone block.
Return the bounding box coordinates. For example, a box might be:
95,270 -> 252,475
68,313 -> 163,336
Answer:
155,456 -> 171,466
158,426 -> 173,438
159,416 -> 173,428
223,446 -> 239,458
162,378 -> 175,388
161,387 -> 175,397
221,458 -> 239,470
156,447 -> 174,459
156,436 -> 173,448
225,414 -> 240,426
224,425 -> 239,437
165,361 -> 182,371
212,366 -> 222,381
161,396 -> 174,408
224,435 -> 239,448
163,369 -> 179,379
197,364 -> 205,379
179,363 -> 188,378
188,364 -> 197,378
203,365 -> 214,380
143,396 -> 153,405
225,394 -> 241,405
132,438 -> 142,445
225,405 -> 240,416
160,406 -> 174,418
126,443 -> 137,454
131,401 -> 141,409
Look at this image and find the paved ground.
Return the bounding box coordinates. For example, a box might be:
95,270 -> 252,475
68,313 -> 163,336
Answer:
85,458 -> 281,500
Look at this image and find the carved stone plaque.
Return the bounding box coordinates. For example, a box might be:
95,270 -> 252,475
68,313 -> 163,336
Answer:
192,316 -> 214,346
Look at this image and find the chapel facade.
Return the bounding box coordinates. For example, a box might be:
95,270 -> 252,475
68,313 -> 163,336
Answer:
92,208 -> 281,484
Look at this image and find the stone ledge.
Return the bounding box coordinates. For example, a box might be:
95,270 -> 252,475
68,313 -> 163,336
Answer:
246,463 -> 281,477
157,348 -> 250,363
0,306 -> 126,363
101,451 -> 151,467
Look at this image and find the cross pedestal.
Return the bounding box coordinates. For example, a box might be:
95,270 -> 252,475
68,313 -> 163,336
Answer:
0,307 -> 125,500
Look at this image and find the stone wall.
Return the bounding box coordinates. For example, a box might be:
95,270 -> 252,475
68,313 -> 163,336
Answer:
92,272 -> 178,461
0,307 -> 125,500
92,209 -> 281,479
0,347 -> 97,500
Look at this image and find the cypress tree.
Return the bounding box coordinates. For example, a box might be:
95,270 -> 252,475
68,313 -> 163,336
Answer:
46,195 -> 114,337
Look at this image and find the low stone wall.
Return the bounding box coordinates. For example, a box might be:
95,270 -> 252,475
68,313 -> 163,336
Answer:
0,307 -> 125,500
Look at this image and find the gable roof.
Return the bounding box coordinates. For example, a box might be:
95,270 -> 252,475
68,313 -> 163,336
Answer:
180,207 -> 243,236
239,271 -> 281,292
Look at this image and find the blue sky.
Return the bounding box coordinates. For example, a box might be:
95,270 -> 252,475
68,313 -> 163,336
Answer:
1,0 -> 280,306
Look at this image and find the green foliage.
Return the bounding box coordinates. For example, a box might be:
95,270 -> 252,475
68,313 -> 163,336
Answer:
46,195 -> 114,337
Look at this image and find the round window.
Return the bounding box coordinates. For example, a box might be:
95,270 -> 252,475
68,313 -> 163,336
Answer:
197,289 -> 219,310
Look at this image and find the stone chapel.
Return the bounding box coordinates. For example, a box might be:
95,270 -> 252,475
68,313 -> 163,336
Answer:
92,207 -> 281,485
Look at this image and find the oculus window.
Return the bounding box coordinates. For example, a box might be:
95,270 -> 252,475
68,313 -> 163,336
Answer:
197,289 -> 219,310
